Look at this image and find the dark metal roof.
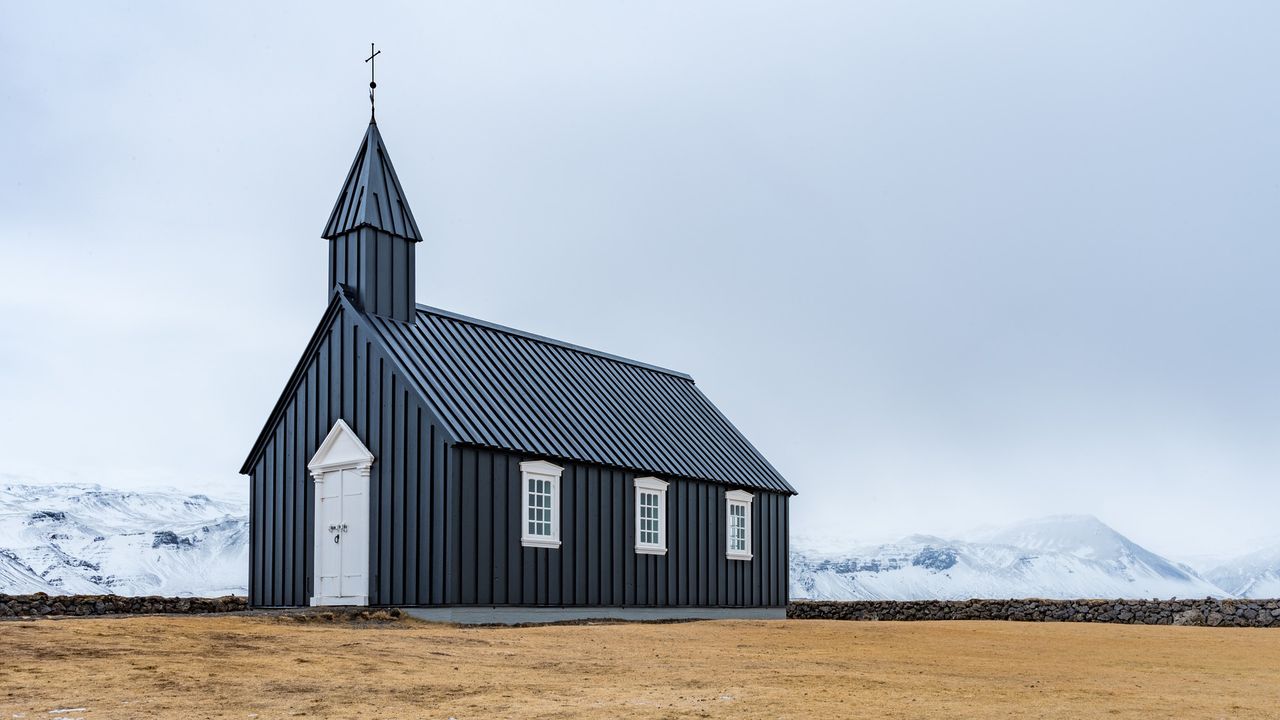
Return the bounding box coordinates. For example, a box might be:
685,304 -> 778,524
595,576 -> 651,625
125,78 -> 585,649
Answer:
321,121 -> 422,242
364,305 -> 796,495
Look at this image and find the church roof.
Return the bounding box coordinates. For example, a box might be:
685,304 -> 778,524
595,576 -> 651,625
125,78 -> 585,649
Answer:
321,121 -> 422,242
364,305 -> 796,495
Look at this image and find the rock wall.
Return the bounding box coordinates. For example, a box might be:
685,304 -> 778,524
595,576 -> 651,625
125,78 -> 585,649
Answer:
787,598 -> 1280,627
7,594 -> 1277,626
0,593 -> 247,618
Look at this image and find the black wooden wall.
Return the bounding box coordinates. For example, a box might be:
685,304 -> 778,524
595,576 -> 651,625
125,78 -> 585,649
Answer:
247,300 -> 790,609
445,446 -> 789,608
246,298 -> 450,607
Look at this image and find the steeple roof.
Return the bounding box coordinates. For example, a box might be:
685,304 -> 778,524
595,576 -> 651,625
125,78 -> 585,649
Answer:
321,121 -> 422,242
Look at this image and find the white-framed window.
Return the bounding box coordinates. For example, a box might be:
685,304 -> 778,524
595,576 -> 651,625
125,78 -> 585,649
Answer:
633,477 -> 669,555
520,460 -> 563,549
725,489 -> 753,560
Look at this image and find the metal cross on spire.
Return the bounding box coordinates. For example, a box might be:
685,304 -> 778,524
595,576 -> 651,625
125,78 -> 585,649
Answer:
365,43 -> 382,122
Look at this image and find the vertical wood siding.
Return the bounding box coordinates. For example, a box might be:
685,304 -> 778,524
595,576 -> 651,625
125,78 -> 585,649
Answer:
247,304 -> 450,607
448,446 -> 789,608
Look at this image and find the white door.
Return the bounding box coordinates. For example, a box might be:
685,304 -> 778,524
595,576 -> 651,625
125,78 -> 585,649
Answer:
313,467 -> 369,605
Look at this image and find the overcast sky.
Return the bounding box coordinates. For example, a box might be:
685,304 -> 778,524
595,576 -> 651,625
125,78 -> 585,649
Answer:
1,2 -> 1277,561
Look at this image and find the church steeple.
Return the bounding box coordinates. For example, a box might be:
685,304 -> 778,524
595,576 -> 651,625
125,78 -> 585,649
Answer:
322,120 -> 422,242
322,119 -> 421,323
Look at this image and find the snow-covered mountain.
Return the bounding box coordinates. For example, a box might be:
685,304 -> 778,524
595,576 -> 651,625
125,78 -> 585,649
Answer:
0,483 -> 247,597
0,485 -> 1261,602
1207,544 -> 1280,598
791,515 -> 1228,601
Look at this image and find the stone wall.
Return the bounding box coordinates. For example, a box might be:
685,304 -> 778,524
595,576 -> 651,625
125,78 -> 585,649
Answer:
0,593 -> 247,618
7,594 -> 1277,626
787,598 -> 1280,627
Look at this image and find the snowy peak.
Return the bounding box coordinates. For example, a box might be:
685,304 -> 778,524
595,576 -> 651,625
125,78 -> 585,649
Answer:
1208,544 -> 1280,598
0,483 -> 248,597
792,515 -> 1227,601
980,515 -> 1127,559
979,514 -> 1196,580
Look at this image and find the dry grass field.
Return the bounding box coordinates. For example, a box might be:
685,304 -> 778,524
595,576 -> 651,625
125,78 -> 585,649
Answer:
1,613 -> 1277,719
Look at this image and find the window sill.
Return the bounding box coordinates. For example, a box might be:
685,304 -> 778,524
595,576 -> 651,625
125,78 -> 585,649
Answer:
635,545 -> 667,556
521,537 -> 561,549
726,552 -> 753,561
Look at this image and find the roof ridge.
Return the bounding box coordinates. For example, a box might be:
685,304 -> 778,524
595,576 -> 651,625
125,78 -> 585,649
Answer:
413,304 -> 694,381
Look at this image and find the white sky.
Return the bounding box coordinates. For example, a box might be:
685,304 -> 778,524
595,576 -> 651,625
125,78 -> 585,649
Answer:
1,2 -> 1276,561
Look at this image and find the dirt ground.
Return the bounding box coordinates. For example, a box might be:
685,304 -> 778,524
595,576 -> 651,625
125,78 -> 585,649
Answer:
1,613 -> 1277,719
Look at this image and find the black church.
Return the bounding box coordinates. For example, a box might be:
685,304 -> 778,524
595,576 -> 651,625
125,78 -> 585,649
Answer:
240,99 -> 796,622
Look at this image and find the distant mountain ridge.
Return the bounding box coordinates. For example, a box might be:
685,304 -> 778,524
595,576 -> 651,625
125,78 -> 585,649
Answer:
1207,544 -> 1280,599
791,515 -> 1230,601
0,483 -> 247,597
1,485 -> 1272,602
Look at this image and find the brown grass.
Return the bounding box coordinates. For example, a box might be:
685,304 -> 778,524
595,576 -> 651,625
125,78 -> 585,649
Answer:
1,613 -> 1276,719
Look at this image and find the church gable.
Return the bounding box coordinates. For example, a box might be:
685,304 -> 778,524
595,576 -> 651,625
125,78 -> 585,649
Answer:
240,287 -> 456,476
241,287 -> 456,607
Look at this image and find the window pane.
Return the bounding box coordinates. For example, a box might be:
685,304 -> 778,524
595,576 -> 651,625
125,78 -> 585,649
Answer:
527,476 -> 556,538
637,488 -> 664,547
728,502 -> 748,552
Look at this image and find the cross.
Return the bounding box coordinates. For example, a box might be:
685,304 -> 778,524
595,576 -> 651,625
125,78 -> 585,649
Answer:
365,43 -> 382,119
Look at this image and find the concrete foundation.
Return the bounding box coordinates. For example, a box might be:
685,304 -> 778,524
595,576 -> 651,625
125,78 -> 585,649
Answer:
402,605 -> 787,625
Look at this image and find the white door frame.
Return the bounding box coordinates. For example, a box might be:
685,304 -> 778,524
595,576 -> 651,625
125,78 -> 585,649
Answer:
307,419 -> 373,607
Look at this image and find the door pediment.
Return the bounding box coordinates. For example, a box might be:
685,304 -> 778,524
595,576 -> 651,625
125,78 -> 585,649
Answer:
308,419 -> 374,476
